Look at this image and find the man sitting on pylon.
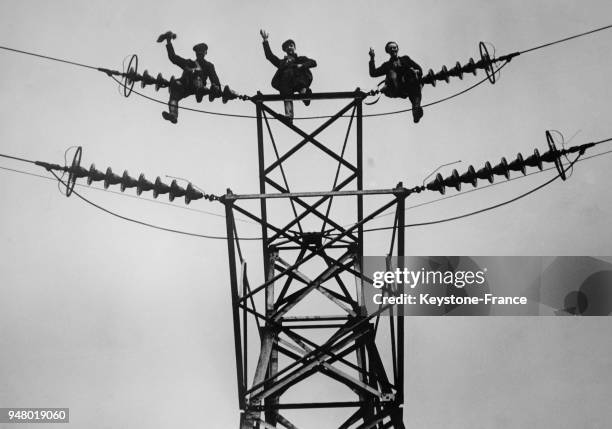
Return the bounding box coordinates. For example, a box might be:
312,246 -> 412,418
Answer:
369,41 -> 424,123
260,29 -> 317,123
156,31 -> 238,123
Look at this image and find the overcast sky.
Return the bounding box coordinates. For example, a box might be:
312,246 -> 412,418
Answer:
1,1 -> 612,428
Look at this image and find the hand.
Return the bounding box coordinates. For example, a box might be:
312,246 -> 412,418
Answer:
369,47 -> 375,59
260,29 -> 269,41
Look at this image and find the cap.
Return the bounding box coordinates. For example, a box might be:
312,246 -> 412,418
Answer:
281,39 -> 296,52
193,43 -> 208,53
385,41 -> 398,54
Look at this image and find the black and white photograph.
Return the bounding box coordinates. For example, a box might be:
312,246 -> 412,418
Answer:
1,1 -> 611,428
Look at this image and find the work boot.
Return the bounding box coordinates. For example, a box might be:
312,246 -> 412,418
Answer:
412,105 -> 423,123
162,101 -> 179,124
157,31 -> 177,43
162,111 -> 177,124
222,85 -> 238,104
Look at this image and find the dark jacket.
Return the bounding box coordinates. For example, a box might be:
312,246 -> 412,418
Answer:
369,55 -> 422,78
263,40 -> 317,93
166,43 -> 220,88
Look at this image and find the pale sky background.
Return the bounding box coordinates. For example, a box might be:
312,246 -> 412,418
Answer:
1,0 -> 612,428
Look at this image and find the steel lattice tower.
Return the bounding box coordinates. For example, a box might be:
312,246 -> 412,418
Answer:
221,90 -> 409,429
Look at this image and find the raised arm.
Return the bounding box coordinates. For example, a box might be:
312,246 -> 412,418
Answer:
166,42 -> 190,69
260,29 -> 281,67
368,48 -> 386,77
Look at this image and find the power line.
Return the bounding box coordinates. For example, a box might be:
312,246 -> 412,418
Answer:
110,61 -> 508,120
358,146 -> 612,226
3,147 -> 612,242
0,164 -> 255,225
108,75 -> 257,119
519,23 -> 612,55
0,153 -> 37,164
2,23 -> 610,120
3,135 -> 612,230
0,45 -> 99,71
0,165 -> 50,180
47,170 -> 262,241
3,135 -> 611,204
337,149 -> 610,236
324,144 -> 612,237
362,161 -> 570,233
360,61 -> 509,118
0,42 -> 501,121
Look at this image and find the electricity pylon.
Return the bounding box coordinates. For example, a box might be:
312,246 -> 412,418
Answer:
221,90 -> 408,429
27,90 -> 596,429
